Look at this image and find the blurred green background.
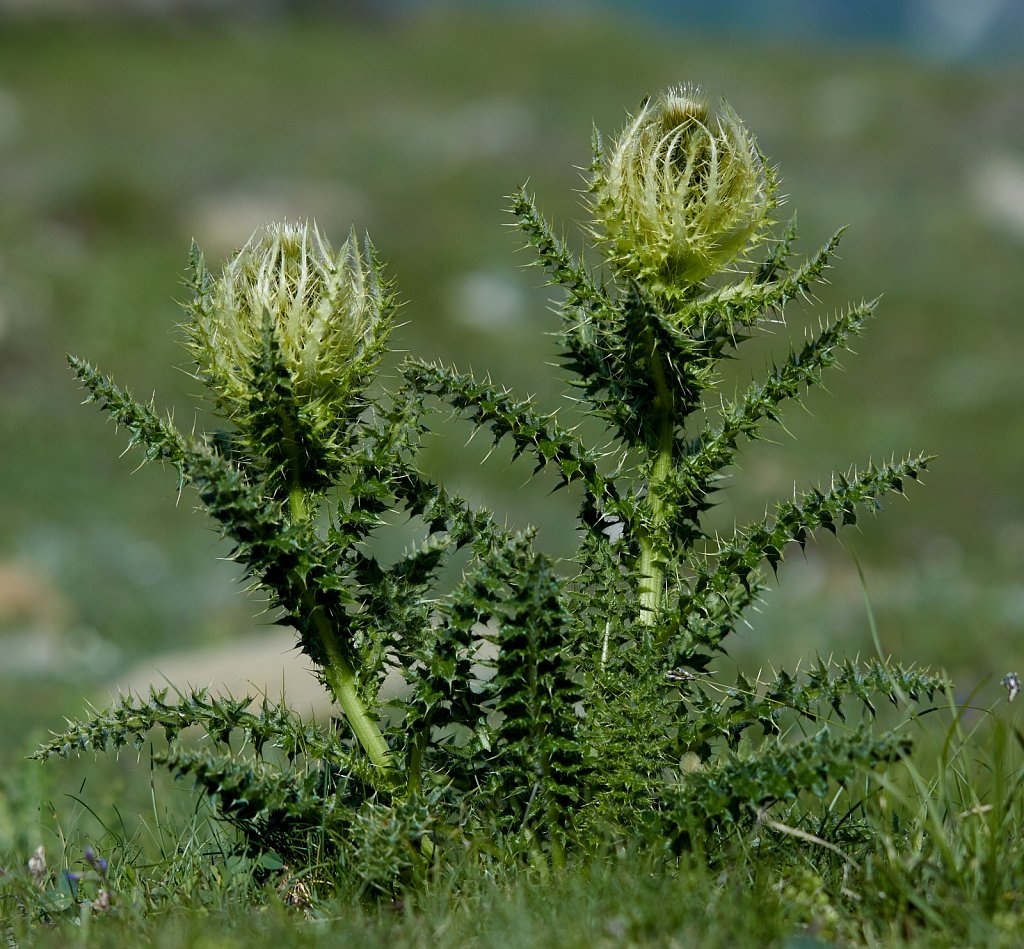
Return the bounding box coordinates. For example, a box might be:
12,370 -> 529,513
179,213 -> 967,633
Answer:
1,3 -> 1023,767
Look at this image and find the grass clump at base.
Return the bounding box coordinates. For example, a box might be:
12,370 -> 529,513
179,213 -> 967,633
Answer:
7,710 -> 1024,948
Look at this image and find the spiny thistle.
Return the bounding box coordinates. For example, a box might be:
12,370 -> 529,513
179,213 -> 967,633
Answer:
40,88 -> 945,893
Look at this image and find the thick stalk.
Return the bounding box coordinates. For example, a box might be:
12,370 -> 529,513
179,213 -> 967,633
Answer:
637,335 -> 675,625
318,619 -> 394,771
289,485 -> 394,772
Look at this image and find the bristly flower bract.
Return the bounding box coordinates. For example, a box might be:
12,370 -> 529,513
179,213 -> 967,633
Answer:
184,221 -> 396,491
588,85 -> 776,303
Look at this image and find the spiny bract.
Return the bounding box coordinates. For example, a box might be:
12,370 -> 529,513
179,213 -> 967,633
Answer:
589,85 -> 775,299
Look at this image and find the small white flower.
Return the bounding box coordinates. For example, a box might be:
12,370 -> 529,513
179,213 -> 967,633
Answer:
27,845 -> 46,886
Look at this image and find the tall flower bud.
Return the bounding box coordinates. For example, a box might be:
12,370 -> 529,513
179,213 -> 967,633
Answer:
185,221 -> 394,488
590,86 -> 774,297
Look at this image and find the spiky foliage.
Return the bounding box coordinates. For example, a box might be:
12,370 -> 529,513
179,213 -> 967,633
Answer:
40,90 -> 944,892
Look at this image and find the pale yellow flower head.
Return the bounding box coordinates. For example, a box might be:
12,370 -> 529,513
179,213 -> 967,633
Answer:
590,86 -> 774,296
186,220 -> 390,425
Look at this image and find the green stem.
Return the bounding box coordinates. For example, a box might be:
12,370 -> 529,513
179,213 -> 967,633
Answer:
288,485 -> 307,522
317,617 -> 395,771
407,730 -> 427,795
637,334 -> 675,626
541,752 -> 566,870
289,486 -> 394,773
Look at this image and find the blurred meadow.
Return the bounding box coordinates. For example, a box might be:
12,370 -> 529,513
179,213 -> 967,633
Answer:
1,3 -> 1023,776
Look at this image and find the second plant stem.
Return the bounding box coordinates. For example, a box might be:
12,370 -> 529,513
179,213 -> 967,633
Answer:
289,486 -> 394,773
637,335 -> 675,626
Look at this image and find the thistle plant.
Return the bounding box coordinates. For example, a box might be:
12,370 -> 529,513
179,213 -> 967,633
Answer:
38,87 -> 945,890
